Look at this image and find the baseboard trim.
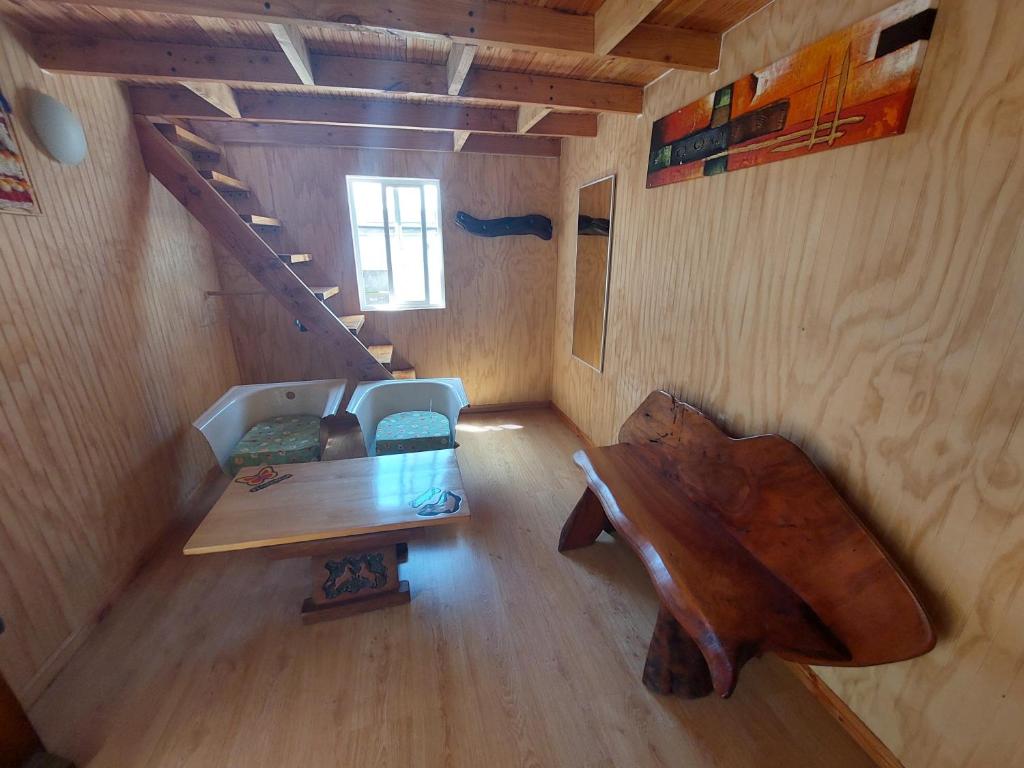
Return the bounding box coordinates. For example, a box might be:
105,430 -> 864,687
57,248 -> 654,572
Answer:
466,400 -> 551,413
549,401 -> 595,448
19,623 -> 92,708
548,403 -> 900,768
22,465 -> 225,709
786,665 -> 903,768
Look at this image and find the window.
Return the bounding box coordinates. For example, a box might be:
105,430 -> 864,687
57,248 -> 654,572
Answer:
346,176 -> 446,310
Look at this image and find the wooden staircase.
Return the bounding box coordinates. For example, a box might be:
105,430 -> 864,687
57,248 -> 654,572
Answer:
199,169 -> 250,193
137,118 -> 416,383
240,213 -> 282,228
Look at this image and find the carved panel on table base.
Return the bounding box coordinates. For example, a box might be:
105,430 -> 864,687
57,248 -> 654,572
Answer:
302,543 -> 411,624
263,533 -> 413,624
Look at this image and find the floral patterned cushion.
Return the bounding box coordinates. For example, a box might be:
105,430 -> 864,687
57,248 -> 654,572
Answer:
229,414 -> 321,476
375,410 -> 453,456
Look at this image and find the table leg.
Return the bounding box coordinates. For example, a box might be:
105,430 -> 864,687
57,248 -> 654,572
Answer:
558,487 -> 613,551
301,543 -> 411,625
642,604 -> 713,698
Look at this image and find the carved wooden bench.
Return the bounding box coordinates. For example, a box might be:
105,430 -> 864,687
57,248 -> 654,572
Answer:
558,391 -> 935,698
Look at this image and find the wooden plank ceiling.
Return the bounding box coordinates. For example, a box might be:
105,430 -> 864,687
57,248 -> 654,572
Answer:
1,0 -> 772,157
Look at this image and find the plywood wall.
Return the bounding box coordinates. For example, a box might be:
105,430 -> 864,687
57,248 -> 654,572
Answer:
214,144 -> 558,405
552,1 -> 1024,766
0,22 -> 240,704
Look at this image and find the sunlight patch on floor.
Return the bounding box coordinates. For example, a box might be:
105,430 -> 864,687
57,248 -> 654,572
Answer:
456,423 -> 524,433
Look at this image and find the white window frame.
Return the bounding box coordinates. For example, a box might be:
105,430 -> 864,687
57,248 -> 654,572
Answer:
345,175 -> 446,311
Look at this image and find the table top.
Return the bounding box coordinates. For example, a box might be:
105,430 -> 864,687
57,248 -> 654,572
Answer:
184,449 -> 470,555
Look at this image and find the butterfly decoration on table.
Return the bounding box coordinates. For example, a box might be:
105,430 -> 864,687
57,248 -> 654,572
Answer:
234,466 -> 279,486
233,465 -> 292,492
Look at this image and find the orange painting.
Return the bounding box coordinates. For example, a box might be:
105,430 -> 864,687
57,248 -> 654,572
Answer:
647,0 -> 938,188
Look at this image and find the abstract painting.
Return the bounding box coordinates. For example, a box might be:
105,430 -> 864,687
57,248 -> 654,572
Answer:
646,0 -> 938,189
0,94 -> 39,214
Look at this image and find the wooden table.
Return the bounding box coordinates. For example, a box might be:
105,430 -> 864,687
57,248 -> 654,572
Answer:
185,449 -> 470,623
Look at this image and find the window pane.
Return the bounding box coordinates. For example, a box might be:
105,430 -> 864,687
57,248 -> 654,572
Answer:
356,227 -> 388,271
386,186 -> 425,303
395,186 -> 422,226
350,180 -> 383,226
424,183 -> 439,228
391,226 -> 426,303
361,270 -> 390,306
427,229 -> 444,305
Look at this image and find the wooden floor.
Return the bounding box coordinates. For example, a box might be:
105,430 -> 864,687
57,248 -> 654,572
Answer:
30,409 -> 874,768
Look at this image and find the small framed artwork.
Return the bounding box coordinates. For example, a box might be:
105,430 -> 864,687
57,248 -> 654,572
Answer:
0,92 -> 40,215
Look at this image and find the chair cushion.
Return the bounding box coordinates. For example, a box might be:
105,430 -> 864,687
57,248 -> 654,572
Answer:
229,414 -> 321,475
375,411 -> 452,456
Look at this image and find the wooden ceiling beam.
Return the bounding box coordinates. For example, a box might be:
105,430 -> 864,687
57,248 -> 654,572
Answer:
269,23 -> 315,85
180,81 -> 240,117
313,54 -> 446,95
594,0 -> 662,55
34,34 -> 642,113
462,68 -> 640,113
130,86 -> 238,119
129,86 -> 600,137
517,105 -> 552,134
34,35 -> 301,83
68,0 -> 594,55
611,24 -> 721,72
33,34 -> 436,91
128,86 -> 517,131
529,112 -> 598,138
191,120 -> 455,151
446,43 -> 477,96
461,134 -> 560,158
188,120 -> 554,158
50,0 -> 719,70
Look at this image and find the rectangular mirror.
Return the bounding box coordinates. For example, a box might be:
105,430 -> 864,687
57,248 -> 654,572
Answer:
572,175 -> 615,371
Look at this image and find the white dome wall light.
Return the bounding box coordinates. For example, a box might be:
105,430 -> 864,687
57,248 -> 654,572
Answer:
27,90 -> 87,166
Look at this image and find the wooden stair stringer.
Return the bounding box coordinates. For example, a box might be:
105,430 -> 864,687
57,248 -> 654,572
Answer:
134,116 -> 392,384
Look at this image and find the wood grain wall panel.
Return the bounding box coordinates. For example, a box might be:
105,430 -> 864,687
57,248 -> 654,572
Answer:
0,21 -> 240,704
215,144 -> 558,405
552,1 -> 1024,766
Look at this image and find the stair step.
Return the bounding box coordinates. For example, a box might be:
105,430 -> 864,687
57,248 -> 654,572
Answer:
391,368 -> 416,379
367,344 -> 393,366
338,314 -> 365,334
309,286 -> 339,301
201,170 -> 250,194
278,253 -> 312,264
241,214 -> 281,229
155,123 -> 220,156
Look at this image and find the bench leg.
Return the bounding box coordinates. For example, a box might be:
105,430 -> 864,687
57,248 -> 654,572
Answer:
642,604 -> 713,698
558,487 -> 612,552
